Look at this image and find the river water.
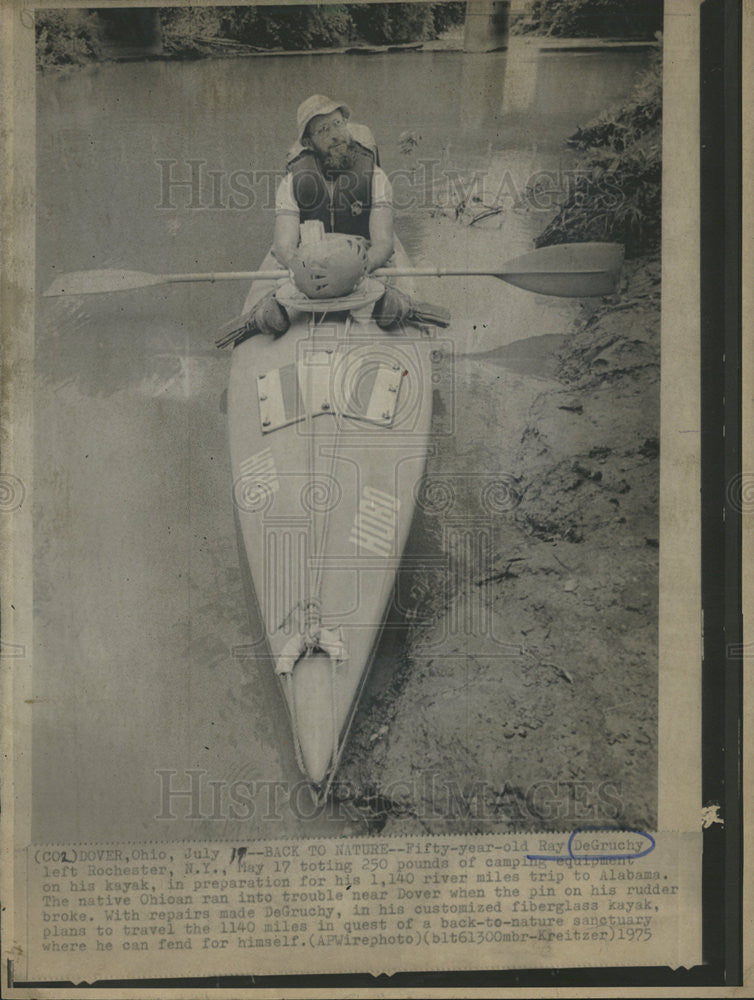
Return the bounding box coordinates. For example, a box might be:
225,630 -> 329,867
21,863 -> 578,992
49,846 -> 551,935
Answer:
33,46 -> 653,841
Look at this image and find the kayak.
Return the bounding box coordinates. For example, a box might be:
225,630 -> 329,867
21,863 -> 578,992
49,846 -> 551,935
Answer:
227,241 -> 436,799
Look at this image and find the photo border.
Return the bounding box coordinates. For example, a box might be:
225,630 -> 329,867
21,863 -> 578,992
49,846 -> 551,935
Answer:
1,0 -> 746,992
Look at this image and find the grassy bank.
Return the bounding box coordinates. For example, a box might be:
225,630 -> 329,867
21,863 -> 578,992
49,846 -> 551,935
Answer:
534,49 -> 661,257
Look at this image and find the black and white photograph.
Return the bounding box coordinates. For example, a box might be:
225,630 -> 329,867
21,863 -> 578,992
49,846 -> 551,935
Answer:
32,0 -> 663,837
2,0 -> 738,987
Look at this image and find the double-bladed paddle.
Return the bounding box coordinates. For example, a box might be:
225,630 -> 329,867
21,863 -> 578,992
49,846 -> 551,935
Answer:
44,242 -> 624,300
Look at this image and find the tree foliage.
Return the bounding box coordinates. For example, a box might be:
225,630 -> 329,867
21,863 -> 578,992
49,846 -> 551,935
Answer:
35,10 -> 104,67
514,0 -> 662,39
431,2 -> 467,35
534,53 -> 662,258
37,4 -> 467,65
143,7 -> 226,57
215,5 -> 355,49
347,3 -> 435,44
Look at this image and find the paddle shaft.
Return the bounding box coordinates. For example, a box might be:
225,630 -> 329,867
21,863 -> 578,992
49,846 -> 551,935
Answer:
136,266 -> 608,283
43,243 -> 624,298
53,267 -> 604,286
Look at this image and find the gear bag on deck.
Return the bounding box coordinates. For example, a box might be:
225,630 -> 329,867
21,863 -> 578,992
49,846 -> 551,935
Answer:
372,285 -> 451,330
215,290 -> 290,349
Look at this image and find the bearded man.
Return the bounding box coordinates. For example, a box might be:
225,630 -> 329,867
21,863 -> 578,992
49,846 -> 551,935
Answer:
273,95 -> 394,274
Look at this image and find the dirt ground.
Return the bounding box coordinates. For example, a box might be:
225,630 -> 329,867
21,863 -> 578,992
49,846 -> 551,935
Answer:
337,255 -> 661,835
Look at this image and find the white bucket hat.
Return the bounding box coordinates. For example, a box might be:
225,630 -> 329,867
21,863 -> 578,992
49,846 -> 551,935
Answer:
296,94 -> 352,145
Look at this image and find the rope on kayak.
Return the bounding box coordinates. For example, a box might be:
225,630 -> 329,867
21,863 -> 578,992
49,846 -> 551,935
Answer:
274,597 -> 308,635
304,599 -> 321,646
305,314 -> 321,620
273,311 -> 353,789
304,311 -> 352,793
275,604 -> 347,778
308,313 -> 352,605
315,314 -> 352,792
330,655 -> 339,783
285,672 -> 307,774
320,670 -> 362,803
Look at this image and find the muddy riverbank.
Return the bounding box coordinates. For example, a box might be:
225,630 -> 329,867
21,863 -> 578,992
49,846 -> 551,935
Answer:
338,255 -> 660,835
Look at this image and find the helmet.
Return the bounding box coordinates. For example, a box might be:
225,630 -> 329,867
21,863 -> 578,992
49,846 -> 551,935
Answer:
289,234 -> 369,299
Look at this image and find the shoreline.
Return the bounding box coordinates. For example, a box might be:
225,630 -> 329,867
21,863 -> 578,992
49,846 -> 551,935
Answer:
38,34 -> 660,72
338,253 -> 661,834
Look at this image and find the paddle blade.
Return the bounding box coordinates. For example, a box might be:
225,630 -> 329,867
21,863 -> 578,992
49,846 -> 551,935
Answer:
43,269 -> 166,297
497,242 -> 624,298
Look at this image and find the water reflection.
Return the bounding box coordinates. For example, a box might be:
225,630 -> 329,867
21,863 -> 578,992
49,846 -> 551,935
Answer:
501,39 -> 538,114
458,53 -> 505,135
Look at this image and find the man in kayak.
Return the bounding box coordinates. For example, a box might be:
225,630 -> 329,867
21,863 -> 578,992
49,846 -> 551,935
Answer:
273,94 -> 394,274
216,96 -> 448,347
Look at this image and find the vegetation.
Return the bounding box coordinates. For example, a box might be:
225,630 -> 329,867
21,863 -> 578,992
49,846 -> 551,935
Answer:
35,10 -> 104,68
566,55 -> 661,151
347,3 -> 435,44
158,7 -> 227,56
157,5 -> 353,53
430,1 -> 467,35
513,0 -> 663,39
37,4 -> 466,66
171,2 -> 466,50
534,51 -> 661,258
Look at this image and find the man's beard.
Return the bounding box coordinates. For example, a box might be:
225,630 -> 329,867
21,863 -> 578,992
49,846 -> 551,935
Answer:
318,139 -> 358,176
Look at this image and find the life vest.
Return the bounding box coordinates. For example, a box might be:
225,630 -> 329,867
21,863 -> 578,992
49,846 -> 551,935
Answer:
287,124 -> 378,240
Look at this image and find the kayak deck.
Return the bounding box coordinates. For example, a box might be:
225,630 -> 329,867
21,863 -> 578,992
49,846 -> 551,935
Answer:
227,244 -> 435,795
